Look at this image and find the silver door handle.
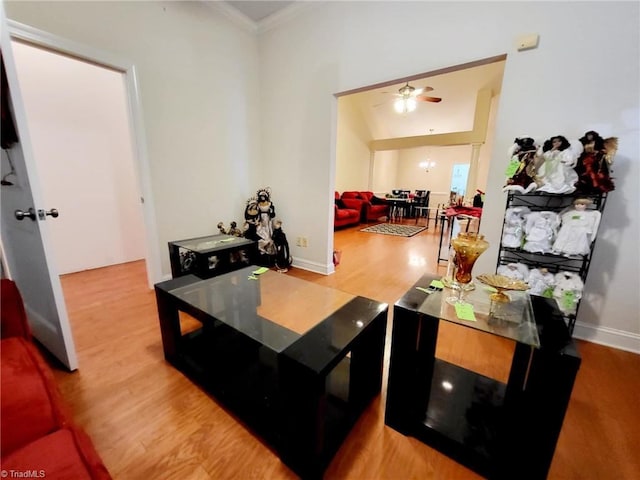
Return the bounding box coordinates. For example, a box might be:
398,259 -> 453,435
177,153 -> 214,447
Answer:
38,208 -> 59,219
15,208 -> 36,221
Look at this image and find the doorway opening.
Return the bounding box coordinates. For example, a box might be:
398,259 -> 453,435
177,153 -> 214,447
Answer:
11,40 -> 147,277
332,56 -> 506,272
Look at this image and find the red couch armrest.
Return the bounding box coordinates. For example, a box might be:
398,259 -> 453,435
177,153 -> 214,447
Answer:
1,279 -> 32,340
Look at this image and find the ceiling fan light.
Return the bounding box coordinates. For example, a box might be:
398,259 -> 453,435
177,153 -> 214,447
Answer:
394,97 -> 417,114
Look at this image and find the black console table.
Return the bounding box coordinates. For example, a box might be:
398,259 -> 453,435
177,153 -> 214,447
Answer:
155,266 -> 388,478
385,273 -> 580,479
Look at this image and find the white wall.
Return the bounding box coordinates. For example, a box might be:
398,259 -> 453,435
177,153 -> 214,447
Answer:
258,2 -> 639,343
335,96 -> 373,193
11,41 -> 145,274
396,145 -> 471,203
5,1 -> 261,277
7,2 -> 639,346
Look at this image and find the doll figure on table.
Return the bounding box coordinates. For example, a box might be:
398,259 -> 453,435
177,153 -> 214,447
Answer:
552,198 -> 601,256
536,135 -> 583,194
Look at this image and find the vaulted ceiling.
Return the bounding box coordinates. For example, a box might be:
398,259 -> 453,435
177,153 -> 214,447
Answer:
344,60 -> 506,140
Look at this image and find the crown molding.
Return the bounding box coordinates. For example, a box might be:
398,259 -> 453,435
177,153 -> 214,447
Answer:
204,1 -> 319,36
257,2 -> 320,34
204,1 -> 259,34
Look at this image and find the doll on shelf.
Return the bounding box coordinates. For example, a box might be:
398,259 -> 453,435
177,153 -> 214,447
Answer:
552,198 -> 601,256
536,135 -> 583,194
522,211 -> 561,254
527,268 -> 555,297
553,271 -> 584,316
574,130 -> 618,194
501,206 -> 531,248
503,137 -> 543,194
497,262 -> 530,281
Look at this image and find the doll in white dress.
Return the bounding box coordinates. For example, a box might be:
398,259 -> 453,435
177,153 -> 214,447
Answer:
501,206 -> 531,248
523,211 -> 561,254
552,198 -> 601,256
527,268 -> 555,297
536,135 -> 583,194
553,271 -> 584,315
497,263 -> 530,281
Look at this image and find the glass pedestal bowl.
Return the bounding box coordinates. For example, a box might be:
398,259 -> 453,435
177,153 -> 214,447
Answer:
476,274 -> 529,303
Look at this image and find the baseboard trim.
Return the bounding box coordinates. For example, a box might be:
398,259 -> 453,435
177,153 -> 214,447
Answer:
573,321 -> 640,354
292,258 -> 333,275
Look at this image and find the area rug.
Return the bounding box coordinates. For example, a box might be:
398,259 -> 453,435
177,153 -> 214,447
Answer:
360,223 -> 426,237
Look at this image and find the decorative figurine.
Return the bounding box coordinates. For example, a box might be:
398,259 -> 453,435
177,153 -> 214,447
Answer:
553,271 -> 584,316
501,206 -> 531,248
497,262 -> 530,281
243,197 -> 260,242
527,268 -> 556,297
536,135 -> 583,194
522,211 -> 561,254
552,198 -> 601,256
272,219 -> 292,272
503,137 -> 542,194
228,221 -> 243,237
217,222 -> 227,235
574,131 -> 618,193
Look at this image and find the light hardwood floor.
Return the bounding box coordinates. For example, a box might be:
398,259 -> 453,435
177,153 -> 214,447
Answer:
54,222 -> 640,479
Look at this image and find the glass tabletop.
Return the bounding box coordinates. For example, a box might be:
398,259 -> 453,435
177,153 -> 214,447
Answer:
418,286 -> 540,347
168,266 -> 356,352
171,234 -> 253,253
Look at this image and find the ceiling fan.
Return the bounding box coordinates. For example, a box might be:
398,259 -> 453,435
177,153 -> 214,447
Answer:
375,82 -> 442,113
395,82 -> 442,103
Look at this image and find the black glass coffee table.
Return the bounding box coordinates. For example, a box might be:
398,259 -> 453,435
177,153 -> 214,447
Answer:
155,266 -> 388,478
385,273 -> 580,480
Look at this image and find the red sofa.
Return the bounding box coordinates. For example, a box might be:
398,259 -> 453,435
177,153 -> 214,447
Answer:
334,192 -> 362,228
342,191 -> 389,223
1,279 -> 111,479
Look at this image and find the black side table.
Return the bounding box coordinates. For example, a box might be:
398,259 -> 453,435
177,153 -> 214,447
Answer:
385,273 -> 580,479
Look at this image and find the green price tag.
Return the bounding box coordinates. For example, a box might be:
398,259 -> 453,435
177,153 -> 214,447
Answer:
455,302 -> 476,322
252,267 -> 269,275
430,280 -> 445,289
572,215 -> 582,220
220,237 -> 236,243
504,159 -> 521,177
562,291 -> 576,310
416,287 -> 430,294
542,287 -> 554,298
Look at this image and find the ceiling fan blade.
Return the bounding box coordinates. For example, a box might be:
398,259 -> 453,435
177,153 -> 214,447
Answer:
417,96 -> 442,103
414,86 -> 434,95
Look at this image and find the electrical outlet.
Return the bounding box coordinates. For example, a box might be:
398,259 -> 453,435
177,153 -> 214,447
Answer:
301,237 -> 308,248
296,237 -> 302,247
